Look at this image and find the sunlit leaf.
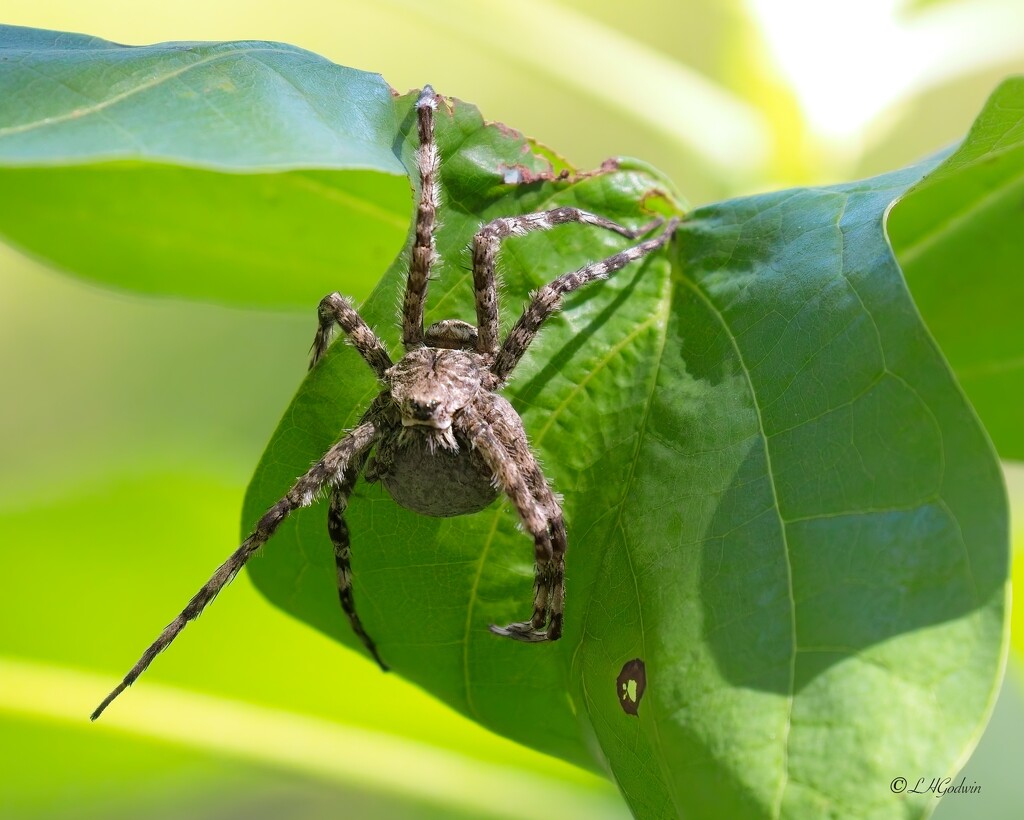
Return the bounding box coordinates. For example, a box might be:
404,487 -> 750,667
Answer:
889,76 -> 1024,459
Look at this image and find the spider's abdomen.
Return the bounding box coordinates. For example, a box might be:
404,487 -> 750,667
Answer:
369,428 -> 498,518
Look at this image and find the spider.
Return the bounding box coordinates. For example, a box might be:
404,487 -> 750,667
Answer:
92,86 -> 678,720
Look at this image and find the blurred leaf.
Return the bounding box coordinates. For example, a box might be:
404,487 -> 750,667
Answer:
0,474 -> 625,820
0,241 -> 316,502
0,25 -> 410,306
1,712 -> 476,820
889,76 -> 1024,459
931,669 -> 1024,819
246,93 -> 1008,817
385,0 -> 771,180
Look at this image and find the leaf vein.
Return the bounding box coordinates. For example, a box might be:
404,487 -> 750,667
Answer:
0,46 -> 297,140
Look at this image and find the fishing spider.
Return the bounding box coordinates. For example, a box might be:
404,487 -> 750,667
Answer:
93,86 -> 678,720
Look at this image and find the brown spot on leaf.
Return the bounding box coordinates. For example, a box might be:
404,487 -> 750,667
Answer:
498,162 -> 557,185
490,120 -> 524,141
617,658 -> 647,716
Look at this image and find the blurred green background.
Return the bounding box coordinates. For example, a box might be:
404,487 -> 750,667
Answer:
1,1 -> 1022,817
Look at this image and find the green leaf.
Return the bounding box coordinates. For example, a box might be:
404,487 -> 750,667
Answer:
0,25 -> 410,306
245,93 -> 1008,817
888,76 -> 1024,459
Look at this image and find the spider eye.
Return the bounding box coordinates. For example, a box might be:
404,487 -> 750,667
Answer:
407,399 -> 440,420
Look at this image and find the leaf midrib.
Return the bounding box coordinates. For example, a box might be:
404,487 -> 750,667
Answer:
674,268 -> 797,820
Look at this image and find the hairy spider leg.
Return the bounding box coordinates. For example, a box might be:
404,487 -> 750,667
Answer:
91,419 -> 380,720
471,208 -> 661,355
402,85 -> 440,349
519,461 -> 568,640
498,464 -> 568,642
309,91 -> 443,369
491,217 -> 680,382
329,459 -> 388,670
311,292 -> 393,375
458,400 -> 565,641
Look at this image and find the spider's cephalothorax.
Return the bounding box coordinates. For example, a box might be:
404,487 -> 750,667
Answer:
92,86 -> 679,720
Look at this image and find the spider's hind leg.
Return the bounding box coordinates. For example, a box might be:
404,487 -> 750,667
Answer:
491,217 -> 679,382
328,472 -> 389,670
91,417 -> 380,720
491,509 -> 566,643
458,398 -> 566,642
471,208 -> 662,356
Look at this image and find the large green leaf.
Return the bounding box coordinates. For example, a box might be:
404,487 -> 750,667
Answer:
889,76 -> 1024,459
245,93 -> 1008,817
0,25 -> 410,306
1,23 -> 1009,818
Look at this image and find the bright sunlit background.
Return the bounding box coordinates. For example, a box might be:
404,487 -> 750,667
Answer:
1,1 -> 1022,817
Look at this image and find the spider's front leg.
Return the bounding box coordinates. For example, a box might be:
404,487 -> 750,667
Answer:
458,398 -> 566,642
311,292 -> 392,377
402,85 -> 440,349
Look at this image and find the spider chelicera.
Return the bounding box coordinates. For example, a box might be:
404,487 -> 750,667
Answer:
92,86 -> 678,720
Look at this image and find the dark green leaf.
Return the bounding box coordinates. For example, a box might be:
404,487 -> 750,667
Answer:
246,93 -> 1008,817
889,76 -> 1024,459
0,25 -> 410,306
